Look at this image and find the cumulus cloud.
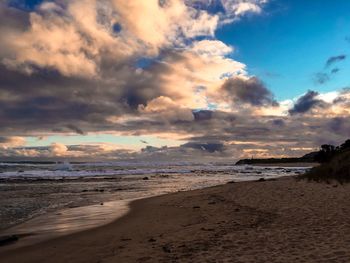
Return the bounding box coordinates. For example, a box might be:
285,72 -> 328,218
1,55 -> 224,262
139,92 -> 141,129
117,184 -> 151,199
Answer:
0,136 -> 26,148
139,96 -> 194,122
1,0 -> 223,77
188,0 -> 268,24
222,0 -> 265,15
0,1 -> 247,136
219,76 -> 278,107
49,142 -> 68,156
0,142 -> 136,160
288,90 -> 331,115
191,39 -> 234,56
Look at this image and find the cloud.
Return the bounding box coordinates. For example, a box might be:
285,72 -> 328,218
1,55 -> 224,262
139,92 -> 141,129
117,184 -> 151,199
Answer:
1,102 -> 350,160
2,1 -> 350,160
314,72 -> 330,85
181,142 -> 225,153
313,55 -> 346,85
289,90 -> 326,115
191,39 -> 233,56
0,142 -> 136,160
1,0 -> 224,77
0,136 -> 26,148
327,117 -> 350,137
326,54 -> 346,67
331,68 -> 340,74
193,110 -> 213,121
220,76 -> 278,107
187,0 -> 268,19
0,1 -> 248,139
271,119 -> 285,127
0,0 -> 269,78
224,1 -> 264,16
218,0 -> 268,23
66,124 -> 85,135
138,96 -> 194,122
49,142 -> 68,156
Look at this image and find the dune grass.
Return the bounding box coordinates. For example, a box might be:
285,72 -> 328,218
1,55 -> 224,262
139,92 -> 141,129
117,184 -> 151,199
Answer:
299,150 -> 350,184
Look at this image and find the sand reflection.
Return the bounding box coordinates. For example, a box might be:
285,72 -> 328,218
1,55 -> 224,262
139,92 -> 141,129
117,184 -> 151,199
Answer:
0,200 -> 130,250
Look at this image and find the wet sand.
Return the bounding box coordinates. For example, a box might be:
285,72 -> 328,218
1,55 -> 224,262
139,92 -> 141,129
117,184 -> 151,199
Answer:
2,176 -> 350,262
0,200 -> 130,250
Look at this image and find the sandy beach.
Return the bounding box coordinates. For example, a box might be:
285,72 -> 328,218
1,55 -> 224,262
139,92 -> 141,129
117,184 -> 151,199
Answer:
1,176 -> 350,262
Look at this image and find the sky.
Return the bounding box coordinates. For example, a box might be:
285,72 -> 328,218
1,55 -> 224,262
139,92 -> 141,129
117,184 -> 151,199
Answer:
0,0 -> 350,161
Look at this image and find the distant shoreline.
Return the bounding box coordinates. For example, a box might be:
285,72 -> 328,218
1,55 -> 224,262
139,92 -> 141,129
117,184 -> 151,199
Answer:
246,162 -> 319,167
235,157 -> 318,165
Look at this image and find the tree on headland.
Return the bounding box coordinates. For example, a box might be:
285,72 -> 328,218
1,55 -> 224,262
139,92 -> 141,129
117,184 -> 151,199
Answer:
314,139 -> 350,163
340,139 -> 350,151
315,144 -> 336,163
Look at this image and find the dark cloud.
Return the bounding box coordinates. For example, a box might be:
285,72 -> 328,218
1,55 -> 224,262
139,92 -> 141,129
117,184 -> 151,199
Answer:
328,117 -> 344,133
314,55 -> 345,84
333,88 -> 350,104
141,145 -> 168,153
66,124 -> 85,135
221,77 -> 278,106
0,137 -> 13,144
181,142 -> 225,153
289,90 -> 325,115
327,117 -> 350,137
0,2 -> 29,31
0,58 -> 165,134
1,108 -> 349,160
314,72 -> 330,85
326,55 -> 346,67
271,119 -> 285,127
314,55 -> 346,85
331,68 -> 340,74
193,110 -> 213,121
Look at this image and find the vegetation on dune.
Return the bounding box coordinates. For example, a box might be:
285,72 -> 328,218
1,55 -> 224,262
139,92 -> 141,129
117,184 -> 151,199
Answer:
312,140 -> 350,163
300,140 -> 350,183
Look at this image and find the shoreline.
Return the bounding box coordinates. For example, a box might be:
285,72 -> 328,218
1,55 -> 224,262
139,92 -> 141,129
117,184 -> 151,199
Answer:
0,177 -> 273,251
0,165 -> 310,234
2,175 -> 350,262
0,177 -> 281,253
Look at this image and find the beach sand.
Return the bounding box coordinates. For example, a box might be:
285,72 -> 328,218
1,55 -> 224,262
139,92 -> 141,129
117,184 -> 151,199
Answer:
2,176 -> 350,263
